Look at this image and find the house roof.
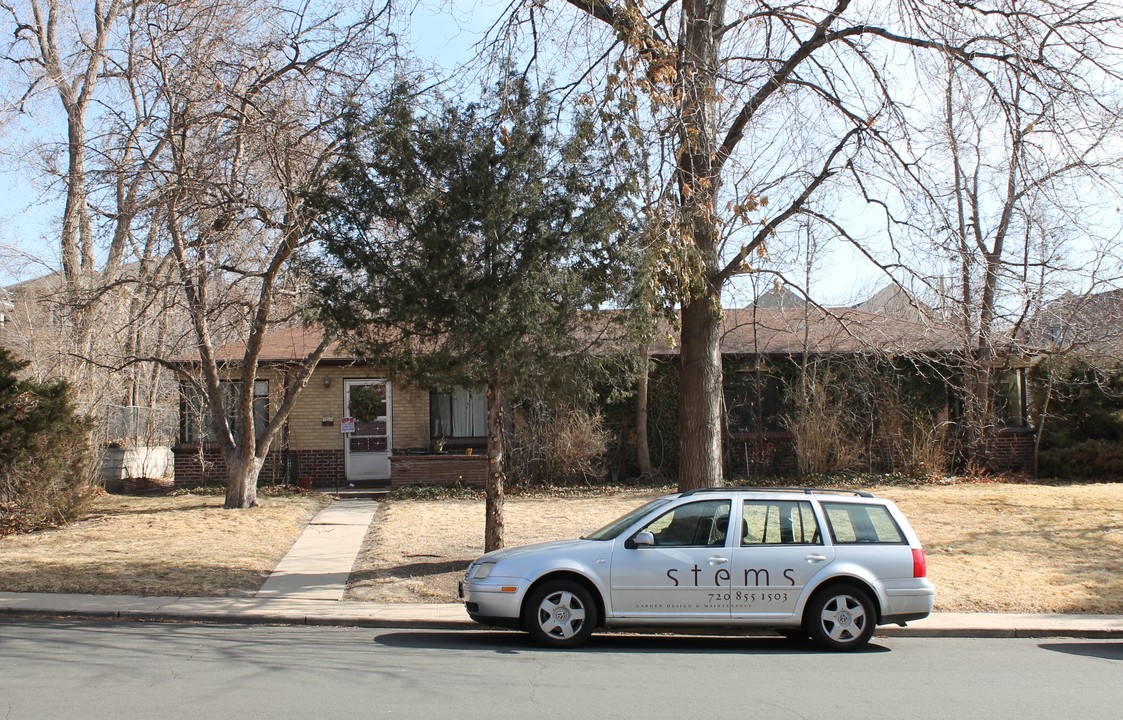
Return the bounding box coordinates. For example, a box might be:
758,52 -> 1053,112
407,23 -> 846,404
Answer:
648,305 -> 963,358
197,305 -> 967,365
851,284 -> 933,324
1034,288 -> 1123,359
201,324 -> 353,365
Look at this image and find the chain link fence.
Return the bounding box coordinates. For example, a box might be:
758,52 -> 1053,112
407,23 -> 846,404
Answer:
97,404 -> 179,447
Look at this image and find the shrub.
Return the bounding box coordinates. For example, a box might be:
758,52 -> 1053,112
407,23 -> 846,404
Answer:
507,402 -> 610,487
0,348 -> 97,535
1038,439 -> 1123,480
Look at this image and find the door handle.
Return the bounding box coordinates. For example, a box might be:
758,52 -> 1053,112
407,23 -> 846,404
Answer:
806,554 -> 828,563
708,556 -> 730,565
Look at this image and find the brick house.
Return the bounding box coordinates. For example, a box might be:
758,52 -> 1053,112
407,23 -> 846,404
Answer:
173,325 -> 488,489
676,295 -> 1036,475
174,291 -> 1037,488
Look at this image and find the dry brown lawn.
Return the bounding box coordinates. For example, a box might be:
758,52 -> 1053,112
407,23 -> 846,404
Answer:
2,483 -> 1120,614
345,483 -> 1123,614
0,492 -> 330,596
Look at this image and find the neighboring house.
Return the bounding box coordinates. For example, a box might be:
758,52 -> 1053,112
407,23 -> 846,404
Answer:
174,290 -> 1036,488
0,288 -> 12,339
3,267 -> 185,485
1026,288 -> 1123,478
1034,288 -> 1123,361
674,297 -> 1034,475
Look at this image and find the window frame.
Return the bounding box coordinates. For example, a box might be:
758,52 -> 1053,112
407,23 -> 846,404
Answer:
637,499 -> 733,548
180,379 -> 269,444
429,386 -> 488,441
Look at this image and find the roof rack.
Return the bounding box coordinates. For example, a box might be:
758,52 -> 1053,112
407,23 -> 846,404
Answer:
679,486 -> 875,499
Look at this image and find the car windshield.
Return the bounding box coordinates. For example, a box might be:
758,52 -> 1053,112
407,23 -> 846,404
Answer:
583,497 -> 675,541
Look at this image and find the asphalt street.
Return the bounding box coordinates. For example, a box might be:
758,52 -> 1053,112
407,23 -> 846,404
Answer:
1,619 -> 1120,719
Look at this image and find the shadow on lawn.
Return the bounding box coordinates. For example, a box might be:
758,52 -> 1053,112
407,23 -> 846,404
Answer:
349,558 -> 472,582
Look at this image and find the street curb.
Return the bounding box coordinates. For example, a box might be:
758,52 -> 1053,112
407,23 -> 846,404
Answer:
3,604 -> 1122,640
0,606 -> 477,630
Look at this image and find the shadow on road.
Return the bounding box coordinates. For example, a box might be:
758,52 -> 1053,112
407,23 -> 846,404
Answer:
1038,642 -> 1123,661
373,630 -> 892,655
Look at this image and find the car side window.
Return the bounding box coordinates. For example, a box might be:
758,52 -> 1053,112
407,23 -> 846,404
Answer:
821,503 -> 906,544
639,500 -> 732,547
741,500 -> 821,545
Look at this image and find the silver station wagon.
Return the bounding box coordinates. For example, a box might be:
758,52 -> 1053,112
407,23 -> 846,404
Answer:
460,487 -> 935,650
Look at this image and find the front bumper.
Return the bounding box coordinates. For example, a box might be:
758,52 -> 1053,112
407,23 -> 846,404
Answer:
460,577 -> 529,626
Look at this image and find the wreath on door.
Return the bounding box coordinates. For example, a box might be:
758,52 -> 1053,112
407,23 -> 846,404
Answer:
349,385 -> 385,423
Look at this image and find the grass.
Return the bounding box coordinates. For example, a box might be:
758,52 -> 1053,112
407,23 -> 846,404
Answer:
1,482 -> 1120,614
345,482 -> 1123,614
0,491 -> 331,596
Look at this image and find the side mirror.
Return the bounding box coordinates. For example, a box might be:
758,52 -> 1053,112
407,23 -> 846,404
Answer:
632,531 -> 655,547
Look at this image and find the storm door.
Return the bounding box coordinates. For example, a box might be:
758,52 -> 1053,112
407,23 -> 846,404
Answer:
344,379 -> 391,481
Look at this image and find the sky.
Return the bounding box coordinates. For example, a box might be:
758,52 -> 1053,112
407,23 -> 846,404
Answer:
0,0 -> 1046,310
1,1 -> 507,287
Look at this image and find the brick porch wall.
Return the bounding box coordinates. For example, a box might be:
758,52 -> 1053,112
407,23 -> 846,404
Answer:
389,454 -> 488,487
172,444 -> 288,488
985,428 -> 1035,473
174,444 -> 486,487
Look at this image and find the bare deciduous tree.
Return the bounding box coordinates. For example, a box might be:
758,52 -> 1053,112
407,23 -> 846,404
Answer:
899,28 -> 1123,467
147,0 -> 392,507
3,0 -> 394,507
493,0 -> 1123,488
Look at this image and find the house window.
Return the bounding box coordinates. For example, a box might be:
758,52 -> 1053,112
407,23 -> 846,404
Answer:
992,368 -> 1028,428
181,380 -> 269,443
724,372 -> 786,432
430,387 -> 487,440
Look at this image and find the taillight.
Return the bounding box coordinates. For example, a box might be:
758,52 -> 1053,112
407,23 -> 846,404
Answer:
912,548 -> 927,578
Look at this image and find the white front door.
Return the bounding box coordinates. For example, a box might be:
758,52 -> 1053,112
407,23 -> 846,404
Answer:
344,379 -> 391,481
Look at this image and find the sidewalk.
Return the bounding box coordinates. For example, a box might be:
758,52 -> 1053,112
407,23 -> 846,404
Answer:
2,499 -> 1121,639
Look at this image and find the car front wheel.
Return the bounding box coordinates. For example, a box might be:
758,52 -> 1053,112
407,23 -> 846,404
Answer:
523,579 -> 597,648
805,584 -> 875,651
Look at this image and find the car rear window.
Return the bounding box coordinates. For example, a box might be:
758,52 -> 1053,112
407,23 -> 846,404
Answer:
741,500 -> 822,545
821,502 -> 906,544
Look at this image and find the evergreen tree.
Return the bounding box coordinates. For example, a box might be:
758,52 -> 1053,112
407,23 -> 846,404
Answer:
0,348 -> 95,534
306,74 -> 639,551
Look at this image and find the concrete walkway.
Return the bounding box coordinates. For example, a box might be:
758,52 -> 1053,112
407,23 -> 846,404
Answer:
2,497 -> 1122,639
256,500 -> 379,601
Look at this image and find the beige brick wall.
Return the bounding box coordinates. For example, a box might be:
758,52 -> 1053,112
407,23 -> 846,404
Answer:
193,363 -> 431,454
284,365 -> 430,452
392,382 -> 430,449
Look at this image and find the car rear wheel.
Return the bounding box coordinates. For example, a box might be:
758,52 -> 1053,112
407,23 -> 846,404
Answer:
805,584 -> 875,651
523,579 -> 597,648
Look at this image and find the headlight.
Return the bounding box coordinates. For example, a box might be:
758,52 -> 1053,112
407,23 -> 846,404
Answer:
472,562 -> 496,579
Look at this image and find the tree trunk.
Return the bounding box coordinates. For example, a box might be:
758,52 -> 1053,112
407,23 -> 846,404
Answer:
674,0 -> 726,491
678,290 -> 724,489
1032,371 -> 1054,477
224,453 -> 263,509
484,372 -> 506,552
636,343 -> 653,475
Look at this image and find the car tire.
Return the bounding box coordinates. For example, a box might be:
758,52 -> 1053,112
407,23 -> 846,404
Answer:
523,579 -> 597,648
804,584 -> 876,651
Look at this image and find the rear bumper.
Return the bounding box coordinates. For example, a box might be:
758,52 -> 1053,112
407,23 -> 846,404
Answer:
881,579 -> 936,623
